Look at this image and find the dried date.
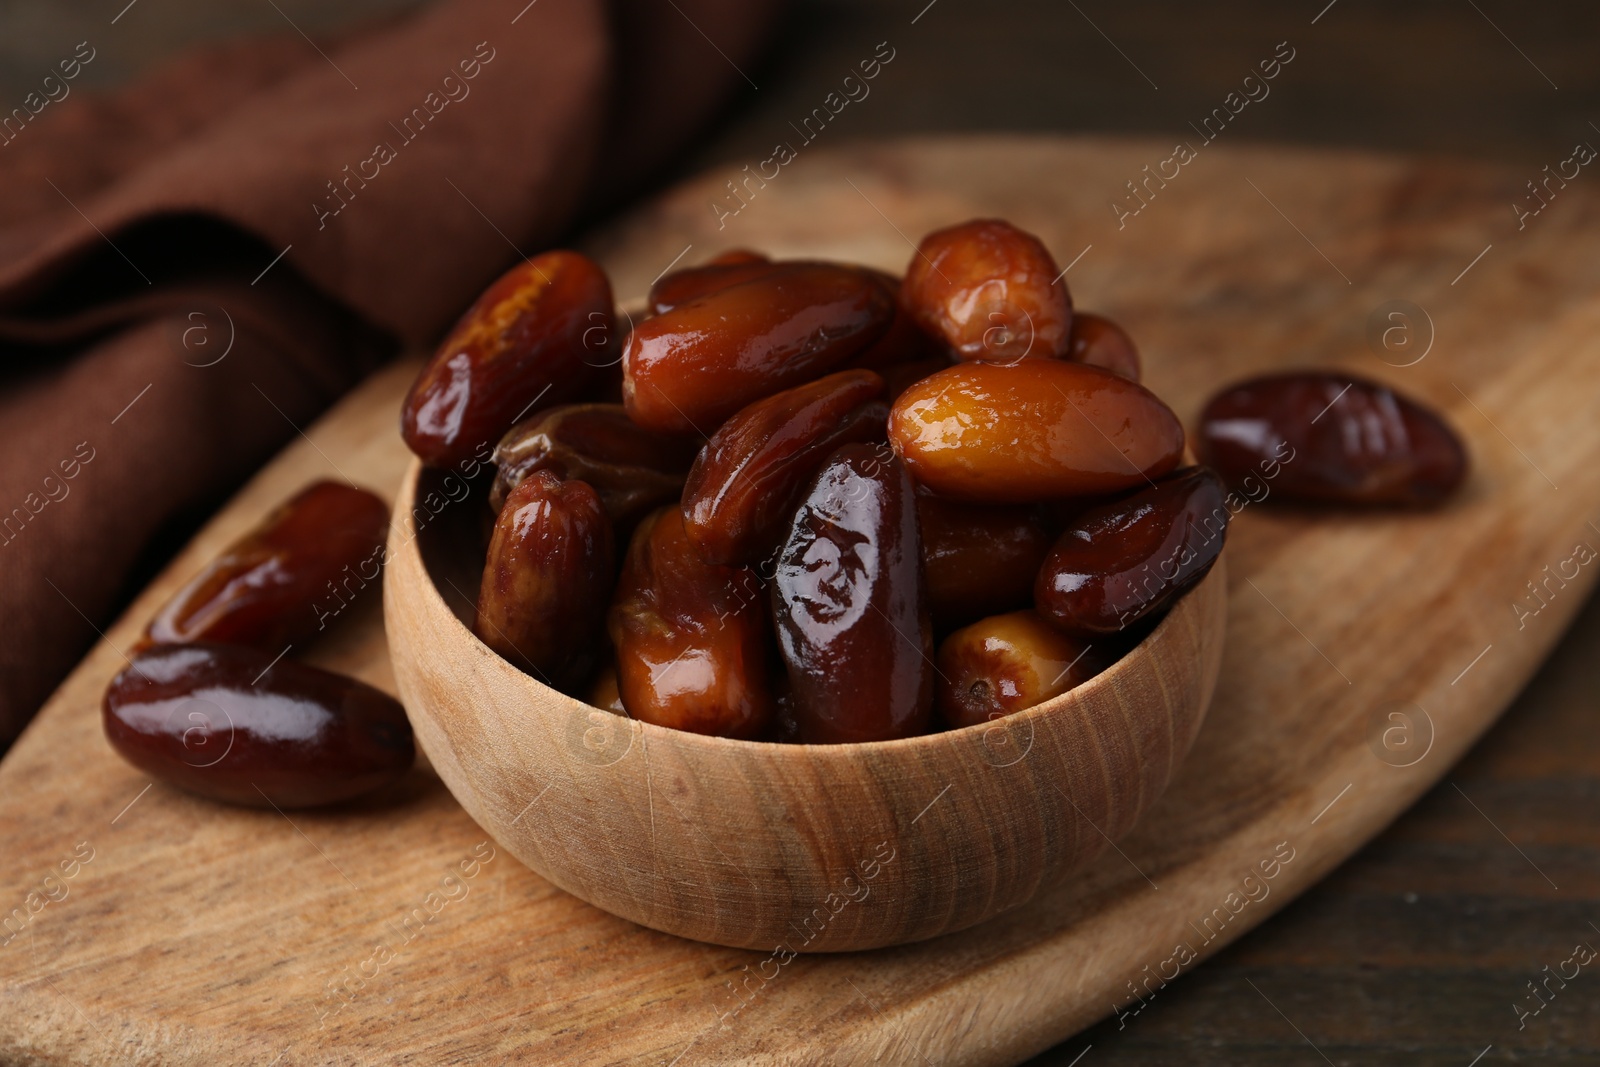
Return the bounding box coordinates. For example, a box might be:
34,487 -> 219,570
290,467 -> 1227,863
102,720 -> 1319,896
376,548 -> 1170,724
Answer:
1035,467 -> 1227,636
888,360 -> 1185,503
849,268 -> 940,371
608,508 -> 774,738
622,263 -> 893,434
681,370 -> 888,565
103,643 -> 414,808
917,492 -> 1051,630
402,250 -> 612,468
489,403 -> 700,527
936,610 -> 1106,729
1198,371 -> 1467,506
1068,311 -> 1141,382
772,443 -> 932,743
648,254 -> 781,315
144,481 -> 389,653
900,219 -> 1072,362
475,471 -> 614,689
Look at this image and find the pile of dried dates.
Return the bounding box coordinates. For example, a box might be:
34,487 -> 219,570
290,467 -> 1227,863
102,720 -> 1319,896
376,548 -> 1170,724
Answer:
101,216 -> 1471,803
103,482 -> 415,807
401,217 -> 1465,745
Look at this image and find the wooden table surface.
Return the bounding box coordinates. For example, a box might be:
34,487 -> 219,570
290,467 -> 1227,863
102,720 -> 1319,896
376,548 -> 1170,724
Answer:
1050,592 -> 1600,1065
7,1 -> 1600,1061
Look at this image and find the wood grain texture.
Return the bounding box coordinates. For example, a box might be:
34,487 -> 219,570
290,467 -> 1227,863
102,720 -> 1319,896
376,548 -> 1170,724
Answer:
2,134 -> 1599,1065
386,461 -> 1225,952
1047,586 -> 1600,1065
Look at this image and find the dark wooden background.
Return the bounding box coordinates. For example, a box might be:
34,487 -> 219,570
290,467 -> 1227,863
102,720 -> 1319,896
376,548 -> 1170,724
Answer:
7,1 -> 1599,1062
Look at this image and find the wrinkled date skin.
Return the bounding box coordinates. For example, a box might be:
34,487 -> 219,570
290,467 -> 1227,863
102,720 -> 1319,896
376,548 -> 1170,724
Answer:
772,443 -> 932,743
144,481 -> 389,652
1068,312 -> 1141,382
103,643 -> 414,808
476,471 -> 614,689
608,508 -> 774,738
917,491 -> 1052,630
622,263 -> 893,434
936,610 -> 1106,729
489,404 -> 701,526
889,360 -> 1185,503
1036,467 -> 1228,636
402,250 -> 613,468
681,370 -> 888,565
1199,372 -> 1468,506
901,219 -> 1072,363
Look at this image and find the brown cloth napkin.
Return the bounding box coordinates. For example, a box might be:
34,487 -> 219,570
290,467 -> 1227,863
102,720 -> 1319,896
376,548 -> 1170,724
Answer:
0,0 -> 780,744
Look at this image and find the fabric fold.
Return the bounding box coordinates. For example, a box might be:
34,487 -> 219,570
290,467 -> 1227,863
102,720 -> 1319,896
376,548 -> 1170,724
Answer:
0,0 -> 781,742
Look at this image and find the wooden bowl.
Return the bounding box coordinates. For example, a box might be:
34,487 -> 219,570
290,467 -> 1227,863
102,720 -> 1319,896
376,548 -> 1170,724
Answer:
385,460 -> 1227,952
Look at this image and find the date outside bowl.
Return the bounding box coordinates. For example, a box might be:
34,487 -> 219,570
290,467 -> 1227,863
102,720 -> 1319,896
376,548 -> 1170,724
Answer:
384,459 -> 1226,952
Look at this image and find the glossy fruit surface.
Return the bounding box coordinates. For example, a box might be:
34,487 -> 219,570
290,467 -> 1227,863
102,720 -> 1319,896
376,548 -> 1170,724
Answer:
889,360 -> 1185,503
608,509 -> 774,738
772,443 -> 932,743
489,403 -> 700,526
622,263 -> 893,434
681,370 -> 888,565
1198,371 -> 1468,506
1068,311 -> 1141,382
917,492 -> 1051,629
475,471 -> 614,689
402,250 -> 612,468
648,256 -> 782,315
145,481 -> 389,653
901,219 -> 1072,362
103,643 -> 414,808
1035,467 -> 1228,636
935,610 -> 1105,729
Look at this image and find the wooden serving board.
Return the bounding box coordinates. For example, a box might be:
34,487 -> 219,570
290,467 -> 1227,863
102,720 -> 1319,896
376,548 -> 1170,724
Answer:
4,135 -> 1600,1065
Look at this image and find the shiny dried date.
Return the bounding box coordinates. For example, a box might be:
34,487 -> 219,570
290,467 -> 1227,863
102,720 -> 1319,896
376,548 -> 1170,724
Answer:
917,491 -> 1051,630
607,508 -> 774,738
475,471 -> 614,689
144,481 -> 389,653
103,643 -> 414,808
1035,467 -> 1228,636
489,404 -> 700,526
648,255 -> 781,315
1198,372 -> 1468,506
772,443 -> 932,743
402,250 -> 613,468
936,610 -> 1105,729
1068,312 -> 1141,382
681,370 -> 888,565
622,263 -> 893,434
888,360 -> 1185,503
901,219 -> 1072,362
